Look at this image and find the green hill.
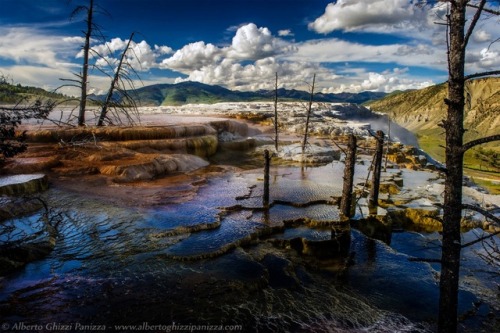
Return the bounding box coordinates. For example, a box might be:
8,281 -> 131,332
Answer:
0,80 -> 68,104
366,77 -> 499,149
132,81 -> 247,106
1,78 -> 387,107
366,77 -> 500,192
124,81 -> 387,106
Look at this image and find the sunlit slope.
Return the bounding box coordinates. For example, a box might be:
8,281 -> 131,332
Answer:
367,77 -> 500,193
367,77 -> 499,144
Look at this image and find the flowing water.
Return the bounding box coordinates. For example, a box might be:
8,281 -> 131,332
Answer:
0,155 -> 498,332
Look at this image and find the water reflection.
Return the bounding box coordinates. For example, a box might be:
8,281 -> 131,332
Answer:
0,152 -> 497,332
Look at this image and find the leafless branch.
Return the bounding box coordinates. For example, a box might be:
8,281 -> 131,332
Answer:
467,3 -> 500,15
409,257 -> 442,263
464,70 -> 500,81
463,0 -> 486,49
462,134 -> 500,152
462,203 -> 500,225
330,138 -> 346,155
462,230 -> 500,249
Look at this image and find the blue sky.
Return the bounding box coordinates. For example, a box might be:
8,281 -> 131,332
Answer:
0,0 -> 498,96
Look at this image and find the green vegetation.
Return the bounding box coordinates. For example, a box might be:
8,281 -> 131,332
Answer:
463,149 -> 499,194
0,100 -> 53,164
129,82 -> 247,106
1,78 -> 388,107
416,129 -> 445,162
159,83 -> 243,105
465,168 -> 500,195
467,147 -> 500,172
418,131 -> 499,193
128,81 -> 387,106
0,78 -> 68,104
369,78 -> 500,193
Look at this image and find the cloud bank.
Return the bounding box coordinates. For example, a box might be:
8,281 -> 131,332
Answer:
308,0 -> 426,34
1,1 -> 498,96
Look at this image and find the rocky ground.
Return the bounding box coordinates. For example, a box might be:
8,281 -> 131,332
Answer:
1,103 -> 499,274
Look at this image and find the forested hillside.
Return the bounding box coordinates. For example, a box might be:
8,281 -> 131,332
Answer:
0,79 -> 67,104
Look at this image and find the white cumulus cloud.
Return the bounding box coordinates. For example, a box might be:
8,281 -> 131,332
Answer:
477,48 -> 500,68
0,27 -> 79,68
88,37 -> 129,58
161,23 -> 303,90
174,56 -> 337,92
278,29 -> 294,37
128,40 -> 172,70
227,23 -> 293,60
473,30 -> 492,43
287,38 -> 447,71
80,38 -> 173,71
322,69 -> 434,94
309,0 -> 425,34
161,41 -> 223,73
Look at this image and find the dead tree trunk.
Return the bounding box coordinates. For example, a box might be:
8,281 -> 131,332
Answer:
340,134 -> 357,219
78,0 -> 94,127
384,117 -> 391,172
438,2 -> 467,332
406,1 -> 500,331
97,32 -> 135,126
263,149 -> 270,208
301,74 -> 315,154
274,72 -> 279,151
369,130 -> 384,207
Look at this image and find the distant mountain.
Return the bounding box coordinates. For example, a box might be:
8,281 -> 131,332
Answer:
127,81 -> 247,105
255,88 -> 387,105
0,79 -> 387,106
114,81 -> 387,106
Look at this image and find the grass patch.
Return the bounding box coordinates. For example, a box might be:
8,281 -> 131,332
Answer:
416,129 -> 500,194
465,168 -> 500,195
416,129 -> 445,163
464,146 -> 500,173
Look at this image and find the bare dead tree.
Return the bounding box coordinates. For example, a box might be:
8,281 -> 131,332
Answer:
340,134 -> 357,219
274,72 -> 279,151
301,73 -> 316,154
75,0 -> 94,126
398,2 -> 500,331
417,1 -> 500,332
97,32 -> 136,126
59,0 -> 104,126
263,149 -> 271,208
90,37 -> 142,126
369,130 -> 384,207
60,1 -> 141,127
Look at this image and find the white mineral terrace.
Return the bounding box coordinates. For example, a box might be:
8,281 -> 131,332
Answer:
30,102 -> 376,139
0,173 -> 45,187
